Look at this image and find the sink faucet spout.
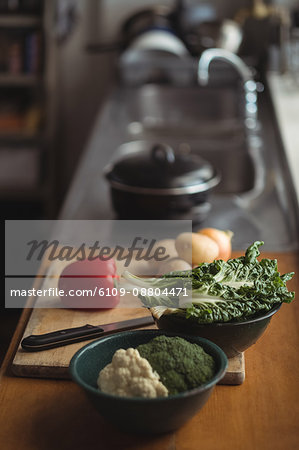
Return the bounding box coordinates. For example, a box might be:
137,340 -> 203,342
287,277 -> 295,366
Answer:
198,48 -> 258,130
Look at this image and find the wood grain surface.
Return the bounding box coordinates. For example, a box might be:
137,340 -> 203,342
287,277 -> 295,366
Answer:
11,307 -> 157,378
11,258 -> 245,383
11,308 -> 245,384
1,252 -> 298,450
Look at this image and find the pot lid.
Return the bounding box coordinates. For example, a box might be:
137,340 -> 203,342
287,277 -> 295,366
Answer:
105,142 -> 220,195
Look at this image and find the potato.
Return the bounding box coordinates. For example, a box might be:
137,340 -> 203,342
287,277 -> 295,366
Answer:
115,240 -> 179,276
197,228 -> 233,261
157,258 -> 192,275
115,258 -> 152,276
175,232 -> 219,265
149,239 -> 178,269
114,249 -> 153,276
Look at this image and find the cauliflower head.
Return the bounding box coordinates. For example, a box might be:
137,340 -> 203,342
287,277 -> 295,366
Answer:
97,348 -> 168,398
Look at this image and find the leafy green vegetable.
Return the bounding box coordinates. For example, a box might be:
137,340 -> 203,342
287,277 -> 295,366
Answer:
123,271 -> 186,308
123,241 -> 295,324
186,240 -> 294,322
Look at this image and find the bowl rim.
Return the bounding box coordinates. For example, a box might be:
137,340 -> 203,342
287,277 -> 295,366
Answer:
69,329 -> 228,402
153,303 -> 282,327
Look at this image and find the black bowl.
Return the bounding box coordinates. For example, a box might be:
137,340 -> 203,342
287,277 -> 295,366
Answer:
152,304 -> 282,358
70,329 -> 227,434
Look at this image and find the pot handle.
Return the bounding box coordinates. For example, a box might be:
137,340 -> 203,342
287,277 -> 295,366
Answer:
151,143 -> 175,165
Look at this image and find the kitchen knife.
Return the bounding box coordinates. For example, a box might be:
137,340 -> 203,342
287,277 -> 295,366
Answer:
21,316 -> 155,352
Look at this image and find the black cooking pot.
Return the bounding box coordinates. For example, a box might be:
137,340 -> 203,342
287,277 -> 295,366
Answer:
104,142 -> 220,221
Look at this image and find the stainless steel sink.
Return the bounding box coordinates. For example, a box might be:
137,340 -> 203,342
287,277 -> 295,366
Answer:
124,84 -> 262,196
190,143 -> 256,195
126,84 -> 245,139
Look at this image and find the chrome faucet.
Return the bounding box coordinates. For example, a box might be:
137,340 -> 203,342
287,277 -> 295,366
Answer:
198,48 -> 258,132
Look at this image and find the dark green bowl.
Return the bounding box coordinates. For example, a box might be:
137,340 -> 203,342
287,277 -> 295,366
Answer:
152,304 -> 282,358
69,330 -> 227,434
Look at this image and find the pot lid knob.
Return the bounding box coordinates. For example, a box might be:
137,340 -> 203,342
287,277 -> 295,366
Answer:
151,143 -> 175,166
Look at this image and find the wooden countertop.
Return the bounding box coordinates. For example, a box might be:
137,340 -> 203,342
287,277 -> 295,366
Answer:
1,252 -> 299,450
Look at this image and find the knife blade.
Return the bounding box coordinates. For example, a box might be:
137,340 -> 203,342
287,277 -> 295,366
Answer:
21,316 -> 155,352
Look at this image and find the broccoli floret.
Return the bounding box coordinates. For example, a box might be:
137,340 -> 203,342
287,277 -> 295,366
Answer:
137,336 -> 215,395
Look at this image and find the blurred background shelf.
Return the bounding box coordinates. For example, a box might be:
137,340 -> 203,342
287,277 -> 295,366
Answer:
0,185 -> 47,201
0,131 -> 42,143
0,0 -> 56,220
0,15 -> 42,27
0,74 -> 40,85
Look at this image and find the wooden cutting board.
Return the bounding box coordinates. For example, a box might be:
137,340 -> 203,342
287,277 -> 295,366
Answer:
11,258 -> 245,384
11,306 -> 245,384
